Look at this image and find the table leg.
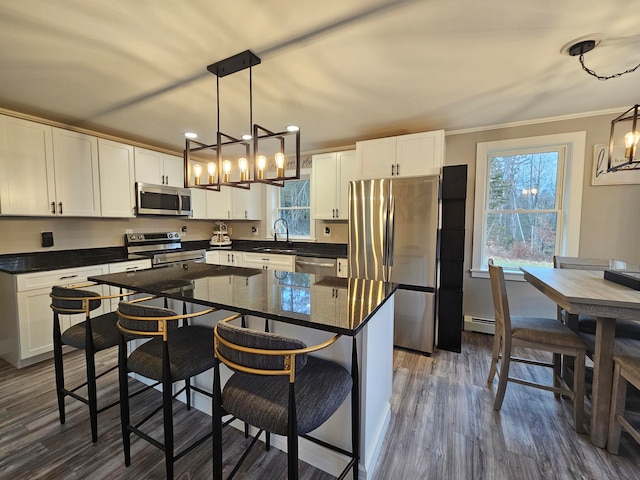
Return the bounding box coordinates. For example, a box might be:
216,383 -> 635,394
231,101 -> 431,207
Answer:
591,317 -> 616,447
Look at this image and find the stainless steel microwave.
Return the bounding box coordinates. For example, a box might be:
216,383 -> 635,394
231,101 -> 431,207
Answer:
136,183 -> 192,216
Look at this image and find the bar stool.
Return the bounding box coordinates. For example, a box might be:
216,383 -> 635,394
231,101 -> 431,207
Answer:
116,300 -> 216,479
50,284 -> 131,443
212,316 -> 357,480
608,355 -> 640,454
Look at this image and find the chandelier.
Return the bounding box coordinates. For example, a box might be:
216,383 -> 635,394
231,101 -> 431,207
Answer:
184,50 -> 300,191
608,104 -> 640,172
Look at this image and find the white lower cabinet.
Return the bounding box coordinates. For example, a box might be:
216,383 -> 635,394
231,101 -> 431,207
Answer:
336,258 -> 349,278
217,251 -> 244,267
0,264 -> 109,368
310,283 -> 348,326
242,252 -> 295,271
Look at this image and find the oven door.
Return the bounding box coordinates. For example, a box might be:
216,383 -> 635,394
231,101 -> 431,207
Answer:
136,183 -> 192,216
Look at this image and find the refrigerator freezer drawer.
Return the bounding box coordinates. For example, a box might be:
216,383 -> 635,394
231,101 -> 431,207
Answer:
393,288 -> 435,354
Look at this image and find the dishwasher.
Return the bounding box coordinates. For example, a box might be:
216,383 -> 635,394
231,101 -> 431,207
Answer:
294,256 -> 337,276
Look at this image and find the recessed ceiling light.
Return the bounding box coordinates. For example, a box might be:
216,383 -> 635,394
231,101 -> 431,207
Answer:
286,125 -> 299,132
184,132 -> 198,139
241,134 -> 252,140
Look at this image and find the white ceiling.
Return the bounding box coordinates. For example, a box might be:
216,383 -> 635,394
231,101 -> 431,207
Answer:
1,0 -> 639,153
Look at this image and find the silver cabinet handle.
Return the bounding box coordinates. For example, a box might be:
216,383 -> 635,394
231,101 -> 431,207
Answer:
59,274 -> 78,280
296,260 -> 335,268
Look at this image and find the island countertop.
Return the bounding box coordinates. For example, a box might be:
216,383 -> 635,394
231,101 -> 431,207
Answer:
88,262 -> 396,336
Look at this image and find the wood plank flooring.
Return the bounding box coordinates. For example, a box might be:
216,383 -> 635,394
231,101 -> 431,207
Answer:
1,332 -> 639,479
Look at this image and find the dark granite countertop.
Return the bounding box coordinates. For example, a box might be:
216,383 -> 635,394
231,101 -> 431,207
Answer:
0,241 -> 347,274
0,247 -> 130,274
89,262 -> 395,336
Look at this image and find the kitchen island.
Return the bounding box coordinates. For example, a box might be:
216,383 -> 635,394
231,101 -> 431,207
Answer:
89,261 -> 396,479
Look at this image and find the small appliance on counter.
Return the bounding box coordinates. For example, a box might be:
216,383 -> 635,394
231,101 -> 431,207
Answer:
210,221 -> 232,248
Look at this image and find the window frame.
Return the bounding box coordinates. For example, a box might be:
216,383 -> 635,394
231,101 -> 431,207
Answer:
471,132 -> 586,280
265,169 -> 315,241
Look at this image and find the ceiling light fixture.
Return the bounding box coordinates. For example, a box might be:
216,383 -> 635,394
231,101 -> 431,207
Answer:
562,34 -> 640,81
608,104 -> 640,172
184,50 -> 300,191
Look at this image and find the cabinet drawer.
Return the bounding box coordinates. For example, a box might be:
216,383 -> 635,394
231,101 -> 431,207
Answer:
16,264 -> 108,292
242,252 -> 295,271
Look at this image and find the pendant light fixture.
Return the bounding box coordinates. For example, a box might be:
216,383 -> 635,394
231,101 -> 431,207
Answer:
608,104 -> 640,172
184,50 -> 300,190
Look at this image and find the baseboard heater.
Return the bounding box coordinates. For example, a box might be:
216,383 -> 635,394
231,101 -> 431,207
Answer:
464,315 -> 495,334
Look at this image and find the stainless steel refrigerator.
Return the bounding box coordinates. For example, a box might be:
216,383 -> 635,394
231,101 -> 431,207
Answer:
348,175 -> 439,354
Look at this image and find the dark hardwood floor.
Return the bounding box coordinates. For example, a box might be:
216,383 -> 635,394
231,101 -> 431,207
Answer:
1,332 -> 639,479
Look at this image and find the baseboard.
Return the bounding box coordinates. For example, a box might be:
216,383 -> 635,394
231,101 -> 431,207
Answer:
463,315 -> 495,334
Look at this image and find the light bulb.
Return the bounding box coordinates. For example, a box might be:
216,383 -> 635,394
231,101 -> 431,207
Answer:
222,159 -> 231,183
624,130 -> 640,158
530,187 -> 537,195
193,164 -> 202,185
275,152 -> 285,178
207,162 -> 216,184
257,155 -> 266,179
521,188 -> 528,195
238,157 -> 248,181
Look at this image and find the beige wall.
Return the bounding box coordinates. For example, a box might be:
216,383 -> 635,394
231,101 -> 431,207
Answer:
446,111 -> 640,320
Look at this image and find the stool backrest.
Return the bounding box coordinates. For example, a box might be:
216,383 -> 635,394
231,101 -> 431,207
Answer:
215,321 -> 308,374
51,285 -> 102,314
117,301 -> 179,338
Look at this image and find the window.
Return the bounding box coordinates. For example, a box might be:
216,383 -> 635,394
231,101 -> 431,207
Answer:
267,171 -> 314,240
472,132 -> 586,279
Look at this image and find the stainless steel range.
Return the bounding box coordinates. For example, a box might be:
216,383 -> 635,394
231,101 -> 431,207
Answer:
126,232 -> 206,266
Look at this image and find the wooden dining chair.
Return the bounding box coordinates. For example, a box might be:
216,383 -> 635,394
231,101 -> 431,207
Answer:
486,259 -> 588,432
608,355 -> 640,454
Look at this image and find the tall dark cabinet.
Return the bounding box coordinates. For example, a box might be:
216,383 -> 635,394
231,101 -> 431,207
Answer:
437,165 -> 467,353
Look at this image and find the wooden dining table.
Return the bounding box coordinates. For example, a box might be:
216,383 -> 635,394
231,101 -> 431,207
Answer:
520,266 -> 640,448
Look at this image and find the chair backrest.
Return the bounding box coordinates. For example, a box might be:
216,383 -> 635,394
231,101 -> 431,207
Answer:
51,285 -> 102,314
487,259 -> 511,339
117,301 -> 179,338
215,321 -> 308,375
553,256 -> 611,271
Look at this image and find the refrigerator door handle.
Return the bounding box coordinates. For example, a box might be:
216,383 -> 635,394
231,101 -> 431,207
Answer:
385,194 -> 395,280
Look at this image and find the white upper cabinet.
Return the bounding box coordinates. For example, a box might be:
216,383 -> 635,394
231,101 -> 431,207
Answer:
134,147 -> 185,187
51,128 -> 101,216
190,187 -> 208,219
231,183 -> 263,220
0,117 -> 101,217
355,130 -> 444,179
0,115 -> 56,216
206,188 -> 232,220
98,138 -> 135,218
312,150 -> 356,220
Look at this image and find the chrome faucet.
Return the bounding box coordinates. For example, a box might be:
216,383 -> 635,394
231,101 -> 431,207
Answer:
273,218 -> 290,244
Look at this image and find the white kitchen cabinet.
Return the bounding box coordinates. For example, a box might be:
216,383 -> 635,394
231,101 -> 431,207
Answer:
355,130 -> 444,179
190,187 -> 208,219
51,127 -> 101,216
205,250 -> 220,264
336,258 -> 349,278
0,115 -> 55,216
206,188 -> 232,220
0,116 -> 101,217
242,252 -> 295,271
312,150 -> 356,220
217,250 -> 244,267
98,138 -> 136,218
0,264 -> 109,368
310,282 -> 348,325
231,183 -> 263,220
134,147 -> 184,187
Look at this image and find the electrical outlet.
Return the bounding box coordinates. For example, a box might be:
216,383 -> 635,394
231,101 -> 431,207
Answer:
324,226 -> 331,237
252,226 -> 258,236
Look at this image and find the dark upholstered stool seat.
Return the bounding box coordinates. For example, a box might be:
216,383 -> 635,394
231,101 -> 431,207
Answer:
512,316 -> 588,350
127,325 -> 215,381
223,355 -> 352,436
61,311 -> 120,350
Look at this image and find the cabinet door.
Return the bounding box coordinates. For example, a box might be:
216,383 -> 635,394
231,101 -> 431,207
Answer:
205,250 -> 221,265
190,187 -> 207,219
336,150 -> 357,219
0,115 -> 56,215
162,154 -> 185,187
336,258 -> 349,278
206,189 -> 231,220
242,253 -> 294,271
134,147 -> 164,185
396,130 -> 444,177
52,128 -> 101,216
312,153 -> 338,220
230,185 -> 262,220
98,138 -> 135,218
355,137 -> 396,179
219,251 -> 243,266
